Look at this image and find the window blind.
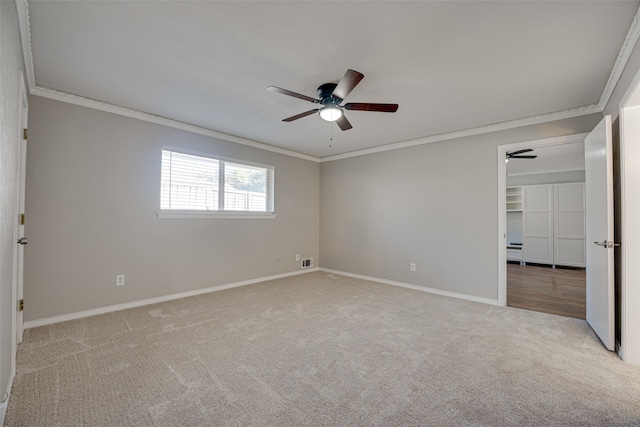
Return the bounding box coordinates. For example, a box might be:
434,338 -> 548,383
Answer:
160,149 -> 274,213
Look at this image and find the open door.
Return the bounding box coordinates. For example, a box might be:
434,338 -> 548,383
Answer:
13,74 -> 28,353
584,115 -> 615,351
16,116 -> 26,345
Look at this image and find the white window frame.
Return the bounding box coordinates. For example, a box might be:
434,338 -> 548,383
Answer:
158,146 -> 276,219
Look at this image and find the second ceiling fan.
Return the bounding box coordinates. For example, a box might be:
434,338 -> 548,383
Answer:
506,149 -> 537,160
267,69 -> 398,131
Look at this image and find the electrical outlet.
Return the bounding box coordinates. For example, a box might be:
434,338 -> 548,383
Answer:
296,254 -> 300,262
116,274 -> 125,287
410,263 -> 416,272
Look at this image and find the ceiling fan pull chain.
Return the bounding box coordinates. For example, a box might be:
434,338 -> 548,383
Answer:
330,121 -> 333,148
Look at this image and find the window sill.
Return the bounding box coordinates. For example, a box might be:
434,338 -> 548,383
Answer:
157,210 -> 277,220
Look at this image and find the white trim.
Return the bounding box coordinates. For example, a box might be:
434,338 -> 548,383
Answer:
0,400 -> 8,427
35,80 -> 601,165
15,0 -> 636,164
598,5 -> 640,110
319,268 -> 499,307
30,86 -> 319,163
24,268 -> 318,329
498,148 -> 508,306
157,211 -> 276,219
15,0 -> 311,161
29,83 -> 602,165
15,0 -> 35,90
1,376 -> 12,427
320,107 -> 600,162
497,132 -> 589,308
620,50 -> 640,108
618,67 -> 640,364
13,0 -> 605,166
506,167 -> 585,177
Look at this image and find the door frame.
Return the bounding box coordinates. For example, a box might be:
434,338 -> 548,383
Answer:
497,133 -> 588,306
618,68 -> 640,364
11,72 -> 28,379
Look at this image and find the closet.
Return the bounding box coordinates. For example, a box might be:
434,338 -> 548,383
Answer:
507,182 -> 585,267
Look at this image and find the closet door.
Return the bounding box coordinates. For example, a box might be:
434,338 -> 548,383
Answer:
554,183 -> 586,267
523,185 -> 553,264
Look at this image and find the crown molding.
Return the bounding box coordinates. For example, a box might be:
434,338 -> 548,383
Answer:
16,0 -> 318,163
30,86 -> 320,163
32,84 -> 601,166
15,0 -> 35,90
319,104 -> 601,162
599,4 -> 640,110
16,0 -> 628,163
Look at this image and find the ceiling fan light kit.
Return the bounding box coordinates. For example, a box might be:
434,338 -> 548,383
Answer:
319,106 -> 343,122
267,69 -> 398,131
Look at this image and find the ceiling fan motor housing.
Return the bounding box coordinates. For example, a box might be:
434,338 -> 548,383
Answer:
317,83 -> 341,104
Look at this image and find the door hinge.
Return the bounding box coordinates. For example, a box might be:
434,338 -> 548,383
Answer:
19,299 -> 24,311
20,213 -> 25,225
23,128 -> 28,140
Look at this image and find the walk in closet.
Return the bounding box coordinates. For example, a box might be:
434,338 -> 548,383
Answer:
506,182 -> 585,268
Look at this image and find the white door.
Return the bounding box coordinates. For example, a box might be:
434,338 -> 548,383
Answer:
585,115 -> 615,351
523,184 -> 554,264
554,183 -> 586,267
14,76 -> 28,348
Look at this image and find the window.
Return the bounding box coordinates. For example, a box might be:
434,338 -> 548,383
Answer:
160,148 -> 274,217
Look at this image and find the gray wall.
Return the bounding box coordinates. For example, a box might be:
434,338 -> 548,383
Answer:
0,0 -> 26,408
320,114 -> 601,301
24,97 -> 319,321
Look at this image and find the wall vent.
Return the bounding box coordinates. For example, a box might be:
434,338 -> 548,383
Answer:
301,258 -> 314,269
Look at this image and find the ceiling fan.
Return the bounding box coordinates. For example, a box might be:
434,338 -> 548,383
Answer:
267,69 -> 398,131
506,149 -> 537,161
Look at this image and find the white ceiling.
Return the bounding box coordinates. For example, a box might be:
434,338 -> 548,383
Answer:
506,142 -> 585,175
21,1 -> 640,159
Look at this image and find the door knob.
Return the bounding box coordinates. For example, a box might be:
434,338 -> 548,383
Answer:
17,238 -> 27,245
594,240 -> 620,248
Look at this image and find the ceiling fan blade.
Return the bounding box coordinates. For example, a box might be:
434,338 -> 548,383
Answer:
282,109 -> 319,122
507,148 -> 533,156
344,103 -> 399,113
511,155 -> 537,159
336,115 -> 353,131
332,69 -> 365,100
267,86 -> 318,103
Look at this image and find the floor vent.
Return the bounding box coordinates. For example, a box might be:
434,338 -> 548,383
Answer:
301,258 -> 314,269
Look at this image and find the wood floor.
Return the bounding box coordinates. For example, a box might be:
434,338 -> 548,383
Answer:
507,263 -> 586,319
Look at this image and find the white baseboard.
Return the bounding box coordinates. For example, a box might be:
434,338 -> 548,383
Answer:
0,401 -> 7,426
24,268 -> 319,329
24,266 -> 496,329
1,370 -> 13,426
319,268 -> 499,306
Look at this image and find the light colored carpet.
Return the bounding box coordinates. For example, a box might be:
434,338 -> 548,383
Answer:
4,271 -> 640,426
